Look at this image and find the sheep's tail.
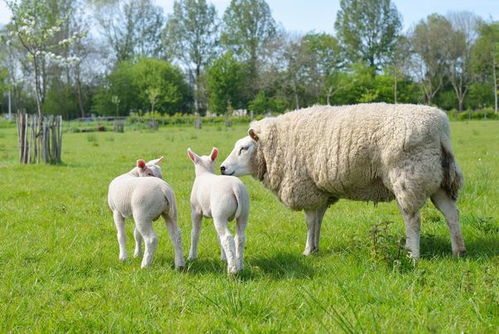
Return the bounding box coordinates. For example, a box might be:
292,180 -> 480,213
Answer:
233,184 -> 249,219
440,133 -> 463,201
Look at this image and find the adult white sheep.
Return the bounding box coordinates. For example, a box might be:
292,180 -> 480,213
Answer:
108,157 -> 185,269
220,103 -> 466,259
187,148 -> 250,275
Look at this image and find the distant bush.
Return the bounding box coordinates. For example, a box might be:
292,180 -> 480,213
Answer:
454,108 -> 499,120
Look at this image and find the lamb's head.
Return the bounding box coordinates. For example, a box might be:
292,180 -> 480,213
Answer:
136,157 -> 164,178
188,147 -> 218,175
220,129 -> 259,176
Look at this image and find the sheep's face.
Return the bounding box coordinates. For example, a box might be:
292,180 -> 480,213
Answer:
220,135 -> 257,176
188,148 -> 218,175
137,157 -> 164,179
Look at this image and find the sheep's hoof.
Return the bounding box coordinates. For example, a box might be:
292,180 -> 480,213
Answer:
175,265 -> 186,271
119,255 -> 128,262
133,251 -> 142,258
187,256 -> 196,261
453,249 -> 467,257
302,248 -> 318,256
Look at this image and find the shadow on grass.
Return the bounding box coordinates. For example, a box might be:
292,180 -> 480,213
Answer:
184,252 -> 315,281
420,233 -> 499,259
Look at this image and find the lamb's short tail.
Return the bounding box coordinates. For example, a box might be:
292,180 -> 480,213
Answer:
233,184 -> 249,219
440,135 -> 463,201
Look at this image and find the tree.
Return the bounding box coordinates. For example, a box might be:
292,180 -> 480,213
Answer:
94,0 -> 165,62
163,0 -> 219,114
447,12 -> 482,111
335,0 -> 401,71
221,0 -> 276,85
206,52 -> 249,114
7,0 -> 84,117
93,58 -> 192,115
471,21 -> 499,113
411,14 -> 454,104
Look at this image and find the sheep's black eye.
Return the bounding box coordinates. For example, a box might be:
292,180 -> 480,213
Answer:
238,146 -> 249,155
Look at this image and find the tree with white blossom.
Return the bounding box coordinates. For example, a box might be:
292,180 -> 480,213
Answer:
6,0 -> 85,117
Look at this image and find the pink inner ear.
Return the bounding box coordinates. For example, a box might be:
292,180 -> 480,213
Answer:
211,148 -> 218,161
137,159 -> 146,169
188,150 -> 196,162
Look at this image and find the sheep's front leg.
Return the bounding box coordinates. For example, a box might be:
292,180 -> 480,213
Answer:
165,214 -> 186,270
133,226 -> 143,258
188,209 -> 203,261
213,218 -> 237,274
303,209 -> 318,256
135,219 -> 158,268
235,215 -> 248,271
113,211 -> 127,261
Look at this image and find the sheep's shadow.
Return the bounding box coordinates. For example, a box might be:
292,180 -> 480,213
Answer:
185,252 -> 315,280
419,233 -> 499,259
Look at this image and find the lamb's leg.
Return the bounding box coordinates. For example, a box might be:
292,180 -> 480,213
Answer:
133,226 -> 143,258
400,209 -> 421,259
213,218 -> 237,274
188,210 -> 203,261
164,214 -> 186,270
113,211 -> 127,261
135,220 -> 157,268
313,206 -> 328,252
235,214 -> 248,271
217,234 -> 227,262
303,209 -> 319,256
431,188 -> 466,256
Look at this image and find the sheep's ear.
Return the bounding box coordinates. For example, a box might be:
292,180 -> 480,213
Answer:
147,156 -> 164,166
210,147 -> 218,161
248,128 -> 259,141
137,159 -> 146,169
187,148 -> 198,163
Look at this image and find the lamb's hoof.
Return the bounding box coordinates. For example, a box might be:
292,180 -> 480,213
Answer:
302,248 -> 318,256
187,255 -> 197,261
140,262 -> 152,268
175,265 -> 186,271
228,267 -> 239,276
119,255 -> 128,262
453,249 -> 467,257
133,252 -> 142,258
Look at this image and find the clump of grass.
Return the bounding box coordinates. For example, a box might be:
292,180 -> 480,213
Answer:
369,221 -> 415,272
86,134 -> 97,143
105,136 -> 115,142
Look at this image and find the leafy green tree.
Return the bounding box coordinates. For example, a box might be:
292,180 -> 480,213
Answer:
163,0 -> 219,114
335,0 -> 401,71
411,14 -> 454,104
221,0 -> 276,83
93,58 -> 192,115
94,0 -> 165,62
207,52 -> 249,114
248,91 -> 270,114
471,21 -> 499,112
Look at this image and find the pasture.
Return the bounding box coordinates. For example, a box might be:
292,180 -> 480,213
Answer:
0,120 -> 497,333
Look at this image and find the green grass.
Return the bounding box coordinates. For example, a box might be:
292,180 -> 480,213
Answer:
0,121 -> 498,333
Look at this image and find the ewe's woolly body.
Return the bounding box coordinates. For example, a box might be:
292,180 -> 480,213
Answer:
250,103 -> 463,212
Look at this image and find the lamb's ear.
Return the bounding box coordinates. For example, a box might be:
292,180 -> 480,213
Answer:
187,148 -> 198,163
210,147 -> 218,161
248,128 -> 259,141
137,159 -> 146,169
147,156 -> 164,166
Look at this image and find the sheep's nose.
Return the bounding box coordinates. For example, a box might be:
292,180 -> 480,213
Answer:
220,166 -> 226,174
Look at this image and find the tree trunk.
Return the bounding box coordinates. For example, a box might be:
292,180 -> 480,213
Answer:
493,57 -> 498,114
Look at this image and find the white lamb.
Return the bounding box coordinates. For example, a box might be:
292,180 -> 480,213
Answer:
187,148 -> 250,275
221,103 -> 466,259
107,157 -> 185,269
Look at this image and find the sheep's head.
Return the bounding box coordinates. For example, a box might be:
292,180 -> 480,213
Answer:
187,147 -> 218,175
137,157 -> 164,179
220,129 -> 259,176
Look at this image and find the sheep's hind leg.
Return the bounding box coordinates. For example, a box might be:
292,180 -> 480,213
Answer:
431,188 -> 466,257
164,214 -> 185,270
235,214 -> 248,271
135,220 -> 158,268
113,211 -> 127,261
303,207 -> 326,256
213,218 -> 237,274
133,226 -> 143,258
188,210 -> 203,261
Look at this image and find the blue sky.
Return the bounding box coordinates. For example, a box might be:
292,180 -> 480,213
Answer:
0,0 -> 497,33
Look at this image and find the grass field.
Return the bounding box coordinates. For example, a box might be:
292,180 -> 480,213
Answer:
0,120 -> 498,333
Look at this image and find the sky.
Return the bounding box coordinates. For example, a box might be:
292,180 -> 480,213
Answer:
0,0 -> 497,33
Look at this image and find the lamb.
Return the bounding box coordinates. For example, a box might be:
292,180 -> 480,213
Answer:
220,103 -> 466,259
107,157 -> 185,269
187,147 -> 250,274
